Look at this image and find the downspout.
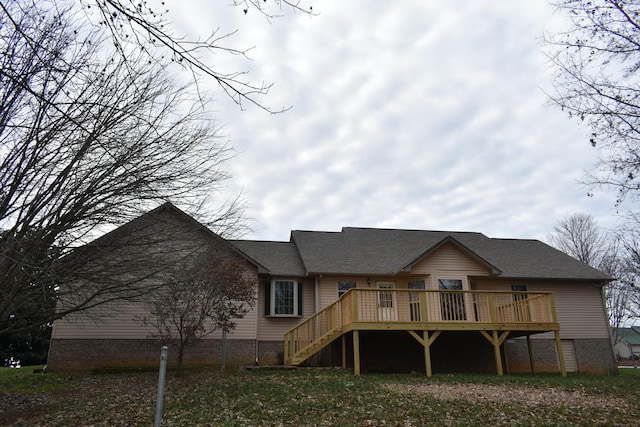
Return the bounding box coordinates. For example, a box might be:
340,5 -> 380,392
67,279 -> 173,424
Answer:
315,274 -> 322,364
255,282 -> 260,365
315,275 -> 321,313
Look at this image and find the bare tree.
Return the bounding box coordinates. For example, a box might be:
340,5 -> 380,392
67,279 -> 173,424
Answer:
2,0 -> 315,112
0,3 -> 248,336
616,221 -> 640,319
546,0 -> 640,206
547,213 -> 608,265
139,251 -> 256,375
547,213 -> 638,338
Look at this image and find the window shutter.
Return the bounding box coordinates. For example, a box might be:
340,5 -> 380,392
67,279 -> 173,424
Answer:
264,281 -> 271,316
298,282 -> 303,316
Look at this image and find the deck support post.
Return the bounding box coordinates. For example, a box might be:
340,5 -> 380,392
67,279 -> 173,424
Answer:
480,330 -> 510,376
353,330 -> 361,376
493,331 -> 504,376
342,334 -> 347,369
424,331 -> 432,378
554,330 -> 567,377
408,330 -> 441,377
527,335 -> 534,374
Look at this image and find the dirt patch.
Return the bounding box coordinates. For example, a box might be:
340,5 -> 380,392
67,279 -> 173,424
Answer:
0,393 -> 55,425
383,383 -> 631,410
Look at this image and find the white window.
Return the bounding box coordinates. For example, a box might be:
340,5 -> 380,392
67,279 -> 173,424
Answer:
265,279 -> 302,317
338,281 -> 356,298
511,284 -> 528,301
437,278 -> 463,291
437,278 -> 465,321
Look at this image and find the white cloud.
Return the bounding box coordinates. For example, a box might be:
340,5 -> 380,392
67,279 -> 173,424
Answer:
170,1 -> 621,241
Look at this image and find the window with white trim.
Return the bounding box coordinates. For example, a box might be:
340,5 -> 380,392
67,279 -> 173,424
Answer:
338,281 -> 356,298
437,278 -> 466,321
264,279 -> 303,317
511,284 -> 528,301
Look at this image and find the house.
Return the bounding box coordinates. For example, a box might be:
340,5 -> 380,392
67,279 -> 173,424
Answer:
47,203 -> 617,375
612,327 -> 640,360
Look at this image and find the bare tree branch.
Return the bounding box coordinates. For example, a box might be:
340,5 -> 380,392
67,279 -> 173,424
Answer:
546,0 -> 640,205
0,2 -> 249,336
74,0 -> 317,112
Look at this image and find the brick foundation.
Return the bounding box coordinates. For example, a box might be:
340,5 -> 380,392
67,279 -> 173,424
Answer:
505,339 -> 560,373
256,341 -> 284,365
47,338 -> 261,371
48,336 -> 617,374
574,339 -> 618,374
505,338 -> 617,374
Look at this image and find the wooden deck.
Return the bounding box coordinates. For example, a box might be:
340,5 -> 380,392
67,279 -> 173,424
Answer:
284,289 -> 566,376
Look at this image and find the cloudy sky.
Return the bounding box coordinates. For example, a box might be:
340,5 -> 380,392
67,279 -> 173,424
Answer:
170,1 -> 622,242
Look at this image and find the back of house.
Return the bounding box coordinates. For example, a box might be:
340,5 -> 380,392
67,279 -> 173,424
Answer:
48,204 -> 616,374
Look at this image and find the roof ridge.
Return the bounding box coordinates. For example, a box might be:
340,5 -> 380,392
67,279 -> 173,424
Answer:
230,239 -> 291,244
291,229 -> 342,234
341,226 -> 487,235
490,237 -> 541,242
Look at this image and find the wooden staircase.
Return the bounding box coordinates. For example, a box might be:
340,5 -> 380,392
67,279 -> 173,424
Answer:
287,328 -> 343,365
284,293 -> 352,366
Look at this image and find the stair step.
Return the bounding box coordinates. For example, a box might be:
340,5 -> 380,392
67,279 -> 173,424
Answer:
287,331 -> 343,366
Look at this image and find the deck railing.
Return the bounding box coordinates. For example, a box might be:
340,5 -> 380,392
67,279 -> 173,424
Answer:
284,289 -> 557,364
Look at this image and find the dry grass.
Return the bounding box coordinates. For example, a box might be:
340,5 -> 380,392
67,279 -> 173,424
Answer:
384,382 -> 632,409
1,367 -> 639,426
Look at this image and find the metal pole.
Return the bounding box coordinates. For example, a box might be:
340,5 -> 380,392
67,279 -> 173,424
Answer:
154,346 -> 168,427
221,328 -> 228,371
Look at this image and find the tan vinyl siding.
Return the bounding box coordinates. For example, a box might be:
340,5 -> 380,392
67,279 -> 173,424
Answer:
257,279 -> 315,341
51,299 -> 258,340
317,276 -> 372,309
51,302 -> 155,340
304,281 -> 315,318
53,264 -> 261,341
410,243 -> 490,278
473,279 -> 610,340
471,281 -> 511,292
51,205 -> 263,342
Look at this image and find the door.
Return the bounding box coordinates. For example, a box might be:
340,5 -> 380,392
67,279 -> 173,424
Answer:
438,278 -> 466,321
377,282 -> 398,321
408,280 -> 426,321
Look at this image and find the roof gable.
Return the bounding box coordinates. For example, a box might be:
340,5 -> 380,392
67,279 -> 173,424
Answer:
403,236 -> 501,275
78,202 -> 267,273
290,227 -> 498,276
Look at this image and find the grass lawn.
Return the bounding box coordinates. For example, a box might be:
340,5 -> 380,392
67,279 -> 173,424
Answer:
1,366 -> 639,426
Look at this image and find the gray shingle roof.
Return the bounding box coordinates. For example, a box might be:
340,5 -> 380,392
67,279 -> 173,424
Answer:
230,240 -> 306,277
291,228 -> 488,275
232,227 -> 612,281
